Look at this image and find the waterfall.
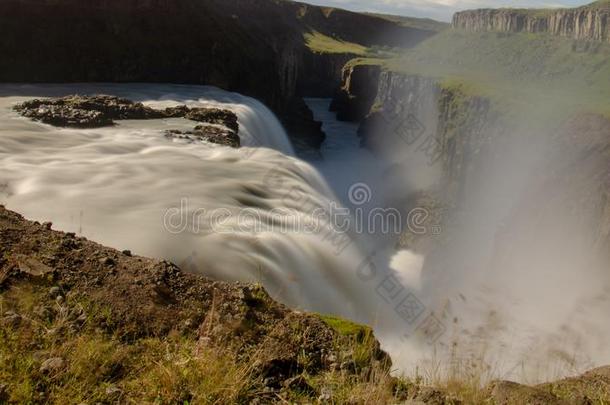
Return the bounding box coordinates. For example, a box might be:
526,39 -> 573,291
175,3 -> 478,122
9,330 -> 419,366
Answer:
0,84 -> 421,342
7,83 -> 608,384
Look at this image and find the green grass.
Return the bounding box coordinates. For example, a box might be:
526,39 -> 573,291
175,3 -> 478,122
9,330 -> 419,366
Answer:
343,57 -> 388,70
345,28 -> 610,122
591,0 -> 610,9
0,283 -> 257,404
2,280 -> 608,403
316,314 -> 370,336
304,30 -> 369,55
304,31 -> 404,60
0,281 -> 422,404
364,13 -> 449,32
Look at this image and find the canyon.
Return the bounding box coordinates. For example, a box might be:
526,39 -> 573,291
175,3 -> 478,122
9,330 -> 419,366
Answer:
0,0 -> 435,152
1,0 -> 610,403
330,50 -> 610,384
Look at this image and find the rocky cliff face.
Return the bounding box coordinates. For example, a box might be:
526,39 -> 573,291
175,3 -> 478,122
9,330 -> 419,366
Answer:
289,1 -> 437,48
452,2 -> 610,43
299,52 -> 356,97
329,63 -> 382,121
357,72 -> 496,207
348,67 -> 610,269
0,0 -> 435,151
0,205 -> 392,403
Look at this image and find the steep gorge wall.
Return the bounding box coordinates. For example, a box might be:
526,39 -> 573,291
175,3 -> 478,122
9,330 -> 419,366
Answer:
357,71 -> 497,208
330,63 -> 382,121
347,69 -> 610,263
0,0 -> 303,107
298,52 -> 356,97
0,0 -> 433,106
452,3 -> 610,43
368,73 -> 610,365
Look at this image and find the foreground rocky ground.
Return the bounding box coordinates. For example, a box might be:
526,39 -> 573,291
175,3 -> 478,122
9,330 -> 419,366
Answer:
0,206 -> 394,404
14,95 -> 241,148
1,206 -> 609,404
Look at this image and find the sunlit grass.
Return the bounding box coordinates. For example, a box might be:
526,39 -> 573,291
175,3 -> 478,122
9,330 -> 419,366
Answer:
349,29 -> 610,120
304,30 -> 369,55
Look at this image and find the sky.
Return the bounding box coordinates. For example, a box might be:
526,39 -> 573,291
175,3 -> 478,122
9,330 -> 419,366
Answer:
302,0 -> 593,22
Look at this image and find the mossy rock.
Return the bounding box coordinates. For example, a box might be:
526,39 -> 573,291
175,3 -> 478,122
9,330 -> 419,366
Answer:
315,314 -> 371,341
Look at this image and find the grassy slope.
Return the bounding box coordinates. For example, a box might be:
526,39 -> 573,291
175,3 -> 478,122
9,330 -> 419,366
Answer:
304,30 -> 369,55
353,28 -> 610,120
301,7 -> 446,57
364,12 -> 449,32
0,205 -> 406,404
303,31 -> 402,60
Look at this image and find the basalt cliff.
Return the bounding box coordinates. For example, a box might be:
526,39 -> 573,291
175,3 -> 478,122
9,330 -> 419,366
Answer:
333,65 -> 610,277
452,1 -> 610,43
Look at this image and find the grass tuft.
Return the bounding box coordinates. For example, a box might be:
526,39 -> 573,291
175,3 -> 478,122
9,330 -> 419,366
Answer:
304,30 -> 369,55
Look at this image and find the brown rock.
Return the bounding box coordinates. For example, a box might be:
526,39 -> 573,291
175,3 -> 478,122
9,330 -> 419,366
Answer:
0,205 -> 390,388
488,380 -> 567,405
39,357 -> 65,374
13,95 -> 166,128
185,108 -> 239,133
16,255 -> 54,277
165,124 -> 240,148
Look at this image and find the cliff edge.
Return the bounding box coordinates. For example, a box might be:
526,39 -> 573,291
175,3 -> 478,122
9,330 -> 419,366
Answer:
452,1 -> 610,42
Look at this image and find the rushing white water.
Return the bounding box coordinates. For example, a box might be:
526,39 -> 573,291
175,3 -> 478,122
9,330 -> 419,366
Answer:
0,84 -> 429,354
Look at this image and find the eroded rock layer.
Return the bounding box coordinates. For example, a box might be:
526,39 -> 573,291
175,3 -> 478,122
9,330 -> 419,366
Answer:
453,2 -> 610,43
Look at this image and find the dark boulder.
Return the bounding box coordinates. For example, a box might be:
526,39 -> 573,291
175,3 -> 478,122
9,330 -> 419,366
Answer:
13,95 -> 163,128
165,124 -> 240,148
16,105 -> 113,128
184,108 -> 239,133
163,105 -> 191,118
280,98 -> 325,153
14,96 -> 241,149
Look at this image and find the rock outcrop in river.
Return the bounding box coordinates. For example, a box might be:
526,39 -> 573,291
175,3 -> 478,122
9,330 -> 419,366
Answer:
14,95 -> 241,147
